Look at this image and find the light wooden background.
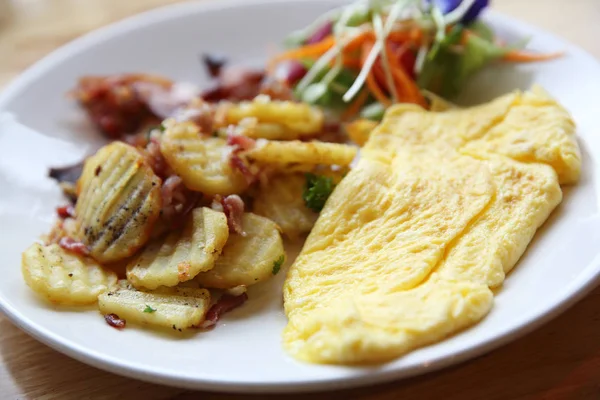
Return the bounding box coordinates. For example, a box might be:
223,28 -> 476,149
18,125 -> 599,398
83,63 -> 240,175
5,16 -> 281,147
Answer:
1,1 -> 599,399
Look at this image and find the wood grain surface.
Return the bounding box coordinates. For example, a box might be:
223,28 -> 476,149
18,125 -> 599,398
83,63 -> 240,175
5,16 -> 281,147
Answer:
1,1 -> 599,399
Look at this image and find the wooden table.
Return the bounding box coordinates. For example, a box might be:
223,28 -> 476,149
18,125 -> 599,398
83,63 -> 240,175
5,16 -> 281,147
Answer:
1,1 -> 599,398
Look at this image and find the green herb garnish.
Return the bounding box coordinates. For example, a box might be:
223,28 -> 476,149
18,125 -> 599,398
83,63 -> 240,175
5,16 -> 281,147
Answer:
303,173 -> 335,212
143,305 -> 157,313
272,254 -> 285,275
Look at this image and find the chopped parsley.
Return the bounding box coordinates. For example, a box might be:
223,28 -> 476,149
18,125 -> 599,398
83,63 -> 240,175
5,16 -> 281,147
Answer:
303,173 -> 335,212
143,305 -> 157,313
159,122 -> 166,132
272,254 -> 285,275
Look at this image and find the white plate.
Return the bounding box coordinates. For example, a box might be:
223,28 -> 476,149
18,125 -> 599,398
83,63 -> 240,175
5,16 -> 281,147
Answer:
1,0 -> 600,393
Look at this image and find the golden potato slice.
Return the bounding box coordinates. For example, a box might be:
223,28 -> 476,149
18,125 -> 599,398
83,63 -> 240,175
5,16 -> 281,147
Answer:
75,142 -> 162,263
98,286 -> 210,330
22,243 -> 117,305
253,173 -> 317,239
224,96 -> 324,138
345,119 -> 379,146
160,120 -> 247,195
245,140 -> 357,169
196,213 -> 286,288
126,207 -> 229,289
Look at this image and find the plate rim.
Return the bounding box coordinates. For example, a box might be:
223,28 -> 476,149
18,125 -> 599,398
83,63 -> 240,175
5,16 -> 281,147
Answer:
1,0 -> 600,393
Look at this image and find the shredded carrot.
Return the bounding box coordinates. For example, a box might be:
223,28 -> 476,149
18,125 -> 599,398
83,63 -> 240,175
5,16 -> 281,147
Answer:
345,28 -> 422,53
345,31 -> 376,53
342,55 -> 362,69
268,35 -> 336,70
503,50 -> 564,62
385,41 -> 426,106
361,41 -> 392,107
341,88 -> 369,120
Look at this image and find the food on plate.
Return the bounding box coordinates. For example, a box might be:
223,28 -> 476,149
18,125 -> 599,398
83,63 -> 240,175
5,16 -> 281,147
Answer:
22,243 -> 117,305
18,0 -> 578,359
195,213 -> 285,289
160,120 -> 249,196
126,207 -> 229,290
282,87 -> 577,364
245,140 -> 357,169
223,95 -> 325,139
74,141 -> 162,263
252,173 -> 319,238
271,0 -> 562,121
98,286 -> 211,330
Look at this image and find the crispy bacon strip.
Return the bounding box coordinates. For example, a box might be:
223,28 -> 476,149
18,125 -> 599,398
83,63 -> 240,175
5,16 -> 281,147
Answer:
104,313 -> 126,329
221,194 -> 245,236
59,237 -> 90,256
227,131 -> 257,184
56,205 -> 75,219
73,74 -> 172,138
227,132 -> 256,151
201,293 -> 248,329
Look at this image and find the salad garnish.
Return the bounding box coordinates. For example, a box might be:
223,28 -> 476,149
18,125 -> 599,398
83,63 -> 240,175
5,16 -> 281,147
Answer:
270,0 -> 562,120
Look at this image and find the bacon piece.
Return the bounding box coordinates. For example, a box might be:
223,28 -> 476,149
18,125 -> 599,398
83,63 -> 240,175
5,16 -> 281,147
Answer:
201,66 -> 265,102
135,81 -> 200,120
159,174 -> 201,229
221,194 -> 245,236
56,205 -> 75,219
73,74 -> 172,138
201,293 -> 248,329
227,131 -> 257,184
143,137 -> 169,178
59,237 -> 90,256
226,132 -> 256,151
104,313 -> 126,329
230,154 -> 256,185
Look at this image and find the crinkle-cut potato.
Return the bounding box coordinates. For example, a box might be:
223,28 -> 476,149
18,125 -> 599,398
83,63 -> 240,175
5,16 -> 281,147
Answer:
126,207 -> 229,289
22,243 -> 117,305
245,140 -> 357,169
160,121 -> 248,195
253,173 -> 317,239
196,213 -> 285,288
345,119 -> 379,146
98,286 -> 210,330
75,141 -> 162,263
224,96 -> 324,138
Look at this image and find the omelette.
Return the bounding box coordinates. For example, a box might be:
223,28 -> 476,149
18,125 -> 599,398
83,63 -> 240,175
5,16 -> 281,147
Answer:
282,86 -> 579,364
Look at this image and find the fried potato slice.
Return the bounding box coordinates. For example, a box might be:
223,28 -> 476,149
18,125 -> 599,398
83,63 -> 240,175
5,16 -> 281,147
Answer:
22,243 -> 117,305
161,120 -> 248,195
196,213 -> 286,288
98,286 -> 210,330
224,96 -> 324,138
245,140 -> 357,169
75,141 -> 162,263
253,173 -> 317,239
126,207 -> 229,289
345,119 -> 378,146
